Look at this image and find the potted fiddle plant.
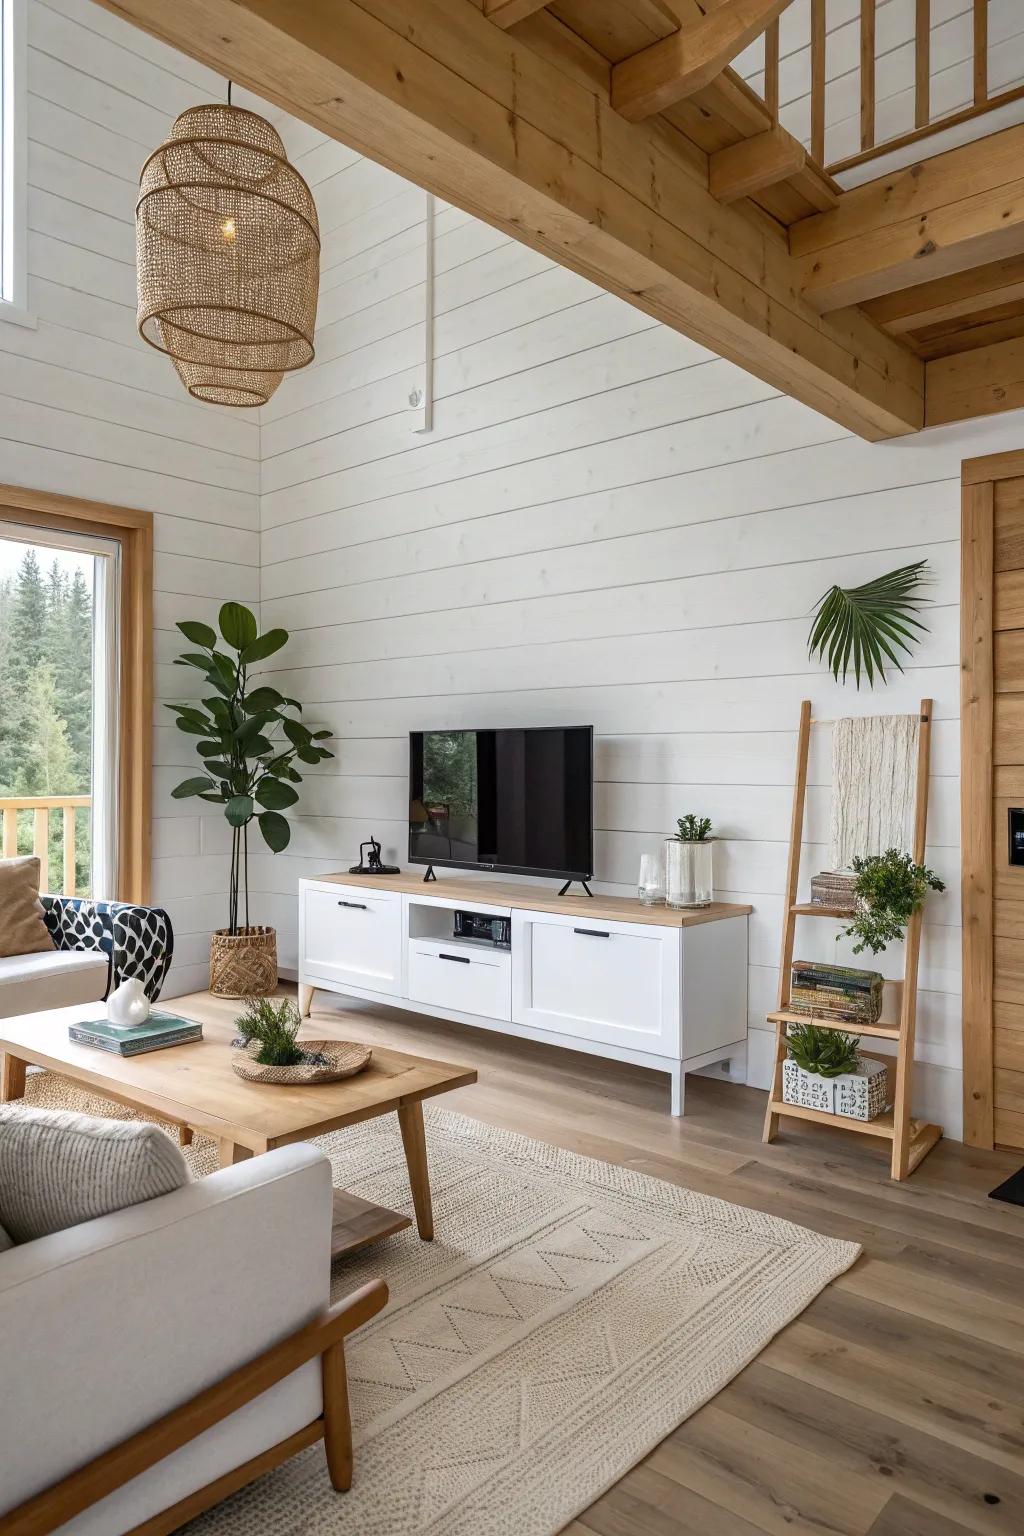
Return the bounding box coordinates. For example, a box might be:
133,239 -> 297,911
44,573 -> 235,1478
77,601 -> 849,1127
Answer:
167,602 -> 333,997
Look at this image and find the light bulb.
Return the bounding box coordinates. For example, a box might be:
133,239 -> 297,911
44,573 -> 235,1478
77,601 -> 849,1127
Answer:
221,217 -> 236,242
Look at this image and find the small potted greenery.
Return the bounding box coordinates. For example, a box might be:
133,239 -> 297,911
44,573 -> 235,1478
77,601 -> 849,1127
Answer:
664,815 -> 714,909
231,998 -> 370,1085
840,848 -> 945,955
783,1023 -> 888,1120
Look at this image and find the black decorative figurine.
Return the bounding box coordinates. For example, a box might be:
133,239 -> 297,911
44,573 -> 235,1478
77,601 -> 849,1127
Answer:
349,836 -> 400,875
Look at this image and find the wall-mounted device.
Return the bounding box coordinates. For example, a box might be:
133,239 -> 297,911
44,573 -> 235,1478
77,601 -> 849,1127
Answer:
1009,808 -> 1024,866
453,910 -> 511,948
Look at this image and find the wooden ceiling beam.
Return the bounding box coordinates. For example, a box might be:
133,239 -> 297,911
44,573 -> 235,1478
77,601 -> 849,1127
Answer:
611,0 -> 793,121
798,179 -> 1024,313
793,123 -> 1024,313
87,0 -> 922,440
926,335 -> 1024,426
483,0 -> 549,29
709,125 -> 807,204
863,254 -> 1024,334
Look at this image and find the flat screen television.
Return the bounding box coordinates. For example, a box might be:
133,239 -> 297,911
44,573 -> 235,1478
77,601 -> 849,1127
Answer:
408,726 -> 593,881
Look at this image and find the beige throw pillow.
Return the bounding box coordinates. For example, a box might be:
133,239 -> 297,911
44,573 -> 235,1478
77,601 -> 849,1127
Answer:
0,1104 -> 189,1243
0,856 -> 55,960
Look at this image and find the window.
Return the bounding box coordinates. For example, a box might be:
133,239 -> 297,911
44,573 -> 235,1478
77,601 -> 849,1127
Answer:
0,487 -> 153,905
0,0 -> 27,317
0,523 -> 120,898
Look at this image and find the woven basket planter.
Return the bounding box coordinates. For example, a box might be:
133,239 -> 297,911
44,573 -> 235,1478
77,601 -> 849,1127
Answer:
209,925 -> 278,998
231,1039 -> 371,1085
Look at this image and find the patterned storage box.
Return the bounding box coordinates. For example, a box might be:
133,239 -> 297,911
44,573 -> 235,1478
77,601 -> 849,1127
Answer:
782,1057 -> 889,1121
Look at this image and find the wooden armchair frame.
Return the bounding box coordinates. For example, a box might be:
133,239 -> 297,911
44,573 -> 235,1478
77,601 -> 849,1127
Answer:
1,1278 -> 389,1536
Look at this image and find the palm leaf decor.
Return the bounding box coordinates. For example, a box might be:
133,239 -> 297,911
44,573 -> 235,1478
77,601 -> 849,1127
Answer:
808,560 -> 930,689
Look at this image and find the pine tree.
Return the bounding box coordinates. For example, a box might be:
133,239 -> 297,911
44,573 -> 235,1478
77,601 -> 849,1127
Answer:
4,550 -> 49,786
16,664 -> 76,795
54,566 -> 92,786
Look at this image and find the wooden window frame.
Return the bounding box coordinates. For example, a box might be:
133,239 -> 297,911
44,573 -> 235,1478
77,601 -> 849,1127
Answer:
0,483 -> 153,904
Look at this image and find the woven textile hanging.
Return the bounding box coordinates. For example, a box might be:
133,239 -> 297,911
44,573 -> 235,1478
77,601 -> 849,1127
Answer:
829,713 -> 919,870
136,104 -> 319,407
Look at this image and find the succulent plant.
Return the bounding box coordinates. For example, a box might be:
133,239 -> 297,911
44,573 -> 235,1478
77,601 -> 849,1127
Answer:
787,1022 -> 860,1078
675,815 -> 713,842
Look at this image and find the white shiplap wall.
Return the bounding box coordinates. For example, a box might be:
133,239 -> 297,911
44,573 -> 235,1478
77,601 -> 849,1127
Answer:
0,0 -> 267,996
256,137 -> 1024,1139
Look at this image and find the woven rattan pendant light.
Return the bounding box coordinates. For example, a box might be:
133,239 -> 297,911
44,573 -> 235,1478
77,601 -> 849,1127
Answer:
136,101 -> 319,407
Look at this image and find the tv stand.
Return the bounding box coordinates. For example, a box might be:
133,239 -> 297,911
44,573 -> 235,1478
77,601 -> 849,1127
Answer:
422,865 -> 437,883
298,871 -> 751,1116
558,878 -> 593,897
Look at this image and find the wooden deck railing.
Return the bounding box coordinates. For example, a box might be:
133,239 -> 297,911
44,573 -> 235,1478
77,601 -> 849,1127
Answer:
818,0 -> 1019,177
0,795 -> 90,896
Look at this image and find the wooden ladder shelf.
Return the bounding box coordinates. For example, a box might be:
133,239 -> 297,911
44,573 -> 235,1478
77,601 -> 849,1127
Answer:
762,698 -> 942,1180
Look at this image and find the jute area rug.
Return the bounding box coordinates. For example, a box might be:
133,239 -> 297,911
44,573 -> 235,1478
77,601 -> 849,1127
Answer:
27,1071 -> 860,1536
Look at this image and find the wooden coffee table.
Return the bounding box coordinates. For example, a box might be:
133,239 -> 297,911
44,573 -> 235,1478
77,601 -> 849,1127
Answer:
0,1002 -> 476,1258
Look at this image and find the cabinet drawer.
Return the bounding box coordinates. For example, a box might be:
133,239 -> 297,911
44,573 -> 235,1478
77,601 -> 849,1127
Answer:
513,911 -> 679,1057
408,941 -> 511,1022
300,885 -> 402,996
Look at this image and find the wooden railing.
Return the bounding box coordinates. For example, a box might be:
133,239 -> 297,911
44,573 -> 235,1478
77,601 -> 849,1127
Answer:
815,0 -> 1020,177
0,796 -> 90,896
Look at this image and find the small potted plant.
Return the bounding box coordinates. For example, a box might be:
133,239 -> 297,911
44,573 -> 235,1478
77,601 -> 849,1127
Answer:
167,602 -> 334,998
840,848 -> 945,955
783,1023 -> 889,1121
664,815 -> 714,909
233,997 -> 307,1067
231,998 -> 370,1085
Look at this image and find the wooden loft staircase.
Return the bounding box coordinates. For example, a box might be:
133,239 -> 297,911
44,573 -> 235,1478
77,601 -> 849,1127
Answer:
485,1 -> 842,224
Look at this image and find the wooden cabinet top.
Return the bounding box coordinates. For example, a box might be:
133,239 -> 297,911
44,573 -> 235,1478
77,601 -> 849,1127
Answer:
306,871 -> 752,929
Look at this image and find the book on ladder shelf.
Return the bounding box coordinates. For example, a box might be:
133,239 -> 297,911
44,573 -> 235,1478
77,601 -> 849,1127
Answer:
762,698 -> 942,1181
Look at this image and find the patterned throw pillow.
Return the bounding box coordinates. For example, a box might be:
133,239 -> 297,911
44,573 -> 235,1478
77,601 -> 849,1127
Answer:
0,856 -> 55,960
0,1104 -> 189,1244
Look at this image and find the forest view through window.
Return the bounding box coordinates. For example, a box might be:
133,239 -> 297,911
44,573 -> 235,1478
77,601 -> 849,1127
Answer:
0,530 -> 113,897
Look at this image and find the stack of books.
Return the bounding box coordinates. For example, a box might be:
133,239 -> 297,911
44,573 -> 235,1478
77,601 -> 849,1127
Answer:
809,871 -> 859,912
69,1012 -> 203,1057
789,961 -> 884,1024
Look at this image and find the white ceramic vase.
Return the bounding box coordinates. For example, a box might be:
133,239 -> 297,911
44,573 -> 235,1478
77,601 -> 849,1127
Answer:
663,837 -> 714,908
106,977 -> 151,1028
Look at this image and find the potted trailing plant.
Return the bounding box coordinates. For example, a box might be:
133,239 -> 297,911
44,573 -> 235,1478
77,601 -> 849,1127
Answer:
167,602 -> 333,998
840,848 -> 945,955
664,814 -> 714,909
783,1022 -> 890,1121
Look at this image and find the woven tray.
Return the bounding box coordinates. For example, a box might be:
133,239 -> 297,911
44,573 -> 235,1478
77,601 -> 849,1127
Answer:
231,1039 -> 372,1085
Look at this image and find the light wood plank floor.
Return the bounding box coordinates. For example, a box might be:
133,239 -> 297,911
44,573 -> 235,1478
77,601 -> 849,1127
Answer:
205,988 -> 1024,1536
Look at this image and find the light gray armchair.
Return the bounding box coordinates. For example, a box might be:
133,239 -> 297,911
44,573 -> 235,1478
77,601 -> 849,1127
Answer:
0,1143 -> 387,1534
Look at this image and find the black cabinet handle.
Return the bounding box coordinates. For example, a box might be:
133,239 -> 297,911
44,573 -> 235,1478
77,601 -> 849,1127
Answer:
439,952 -> 471,964
337,900 -> 367,910
574,927 -> 610,938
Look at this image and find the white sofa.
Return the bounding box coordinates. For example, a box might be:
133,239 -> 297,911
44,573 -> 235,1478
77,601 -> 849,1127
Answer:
0,1143 -> 356,1533
0,947 -> 108,1019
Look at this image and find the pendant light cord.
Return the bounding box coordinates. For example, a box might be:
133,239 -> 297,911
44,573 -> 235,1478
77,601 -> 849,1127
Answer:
227,79 -> 233,107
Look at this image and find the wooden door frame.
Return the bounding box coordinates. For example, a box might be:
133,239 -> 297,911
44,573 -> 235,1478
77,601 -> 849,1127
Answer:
961,449 -> 1024,1148
0,484 -> 153,904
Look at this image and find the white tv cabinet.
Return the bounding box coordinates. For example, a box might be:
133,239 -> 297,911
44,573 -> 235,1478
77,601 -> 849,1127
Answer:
298,872 -> 751,1115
